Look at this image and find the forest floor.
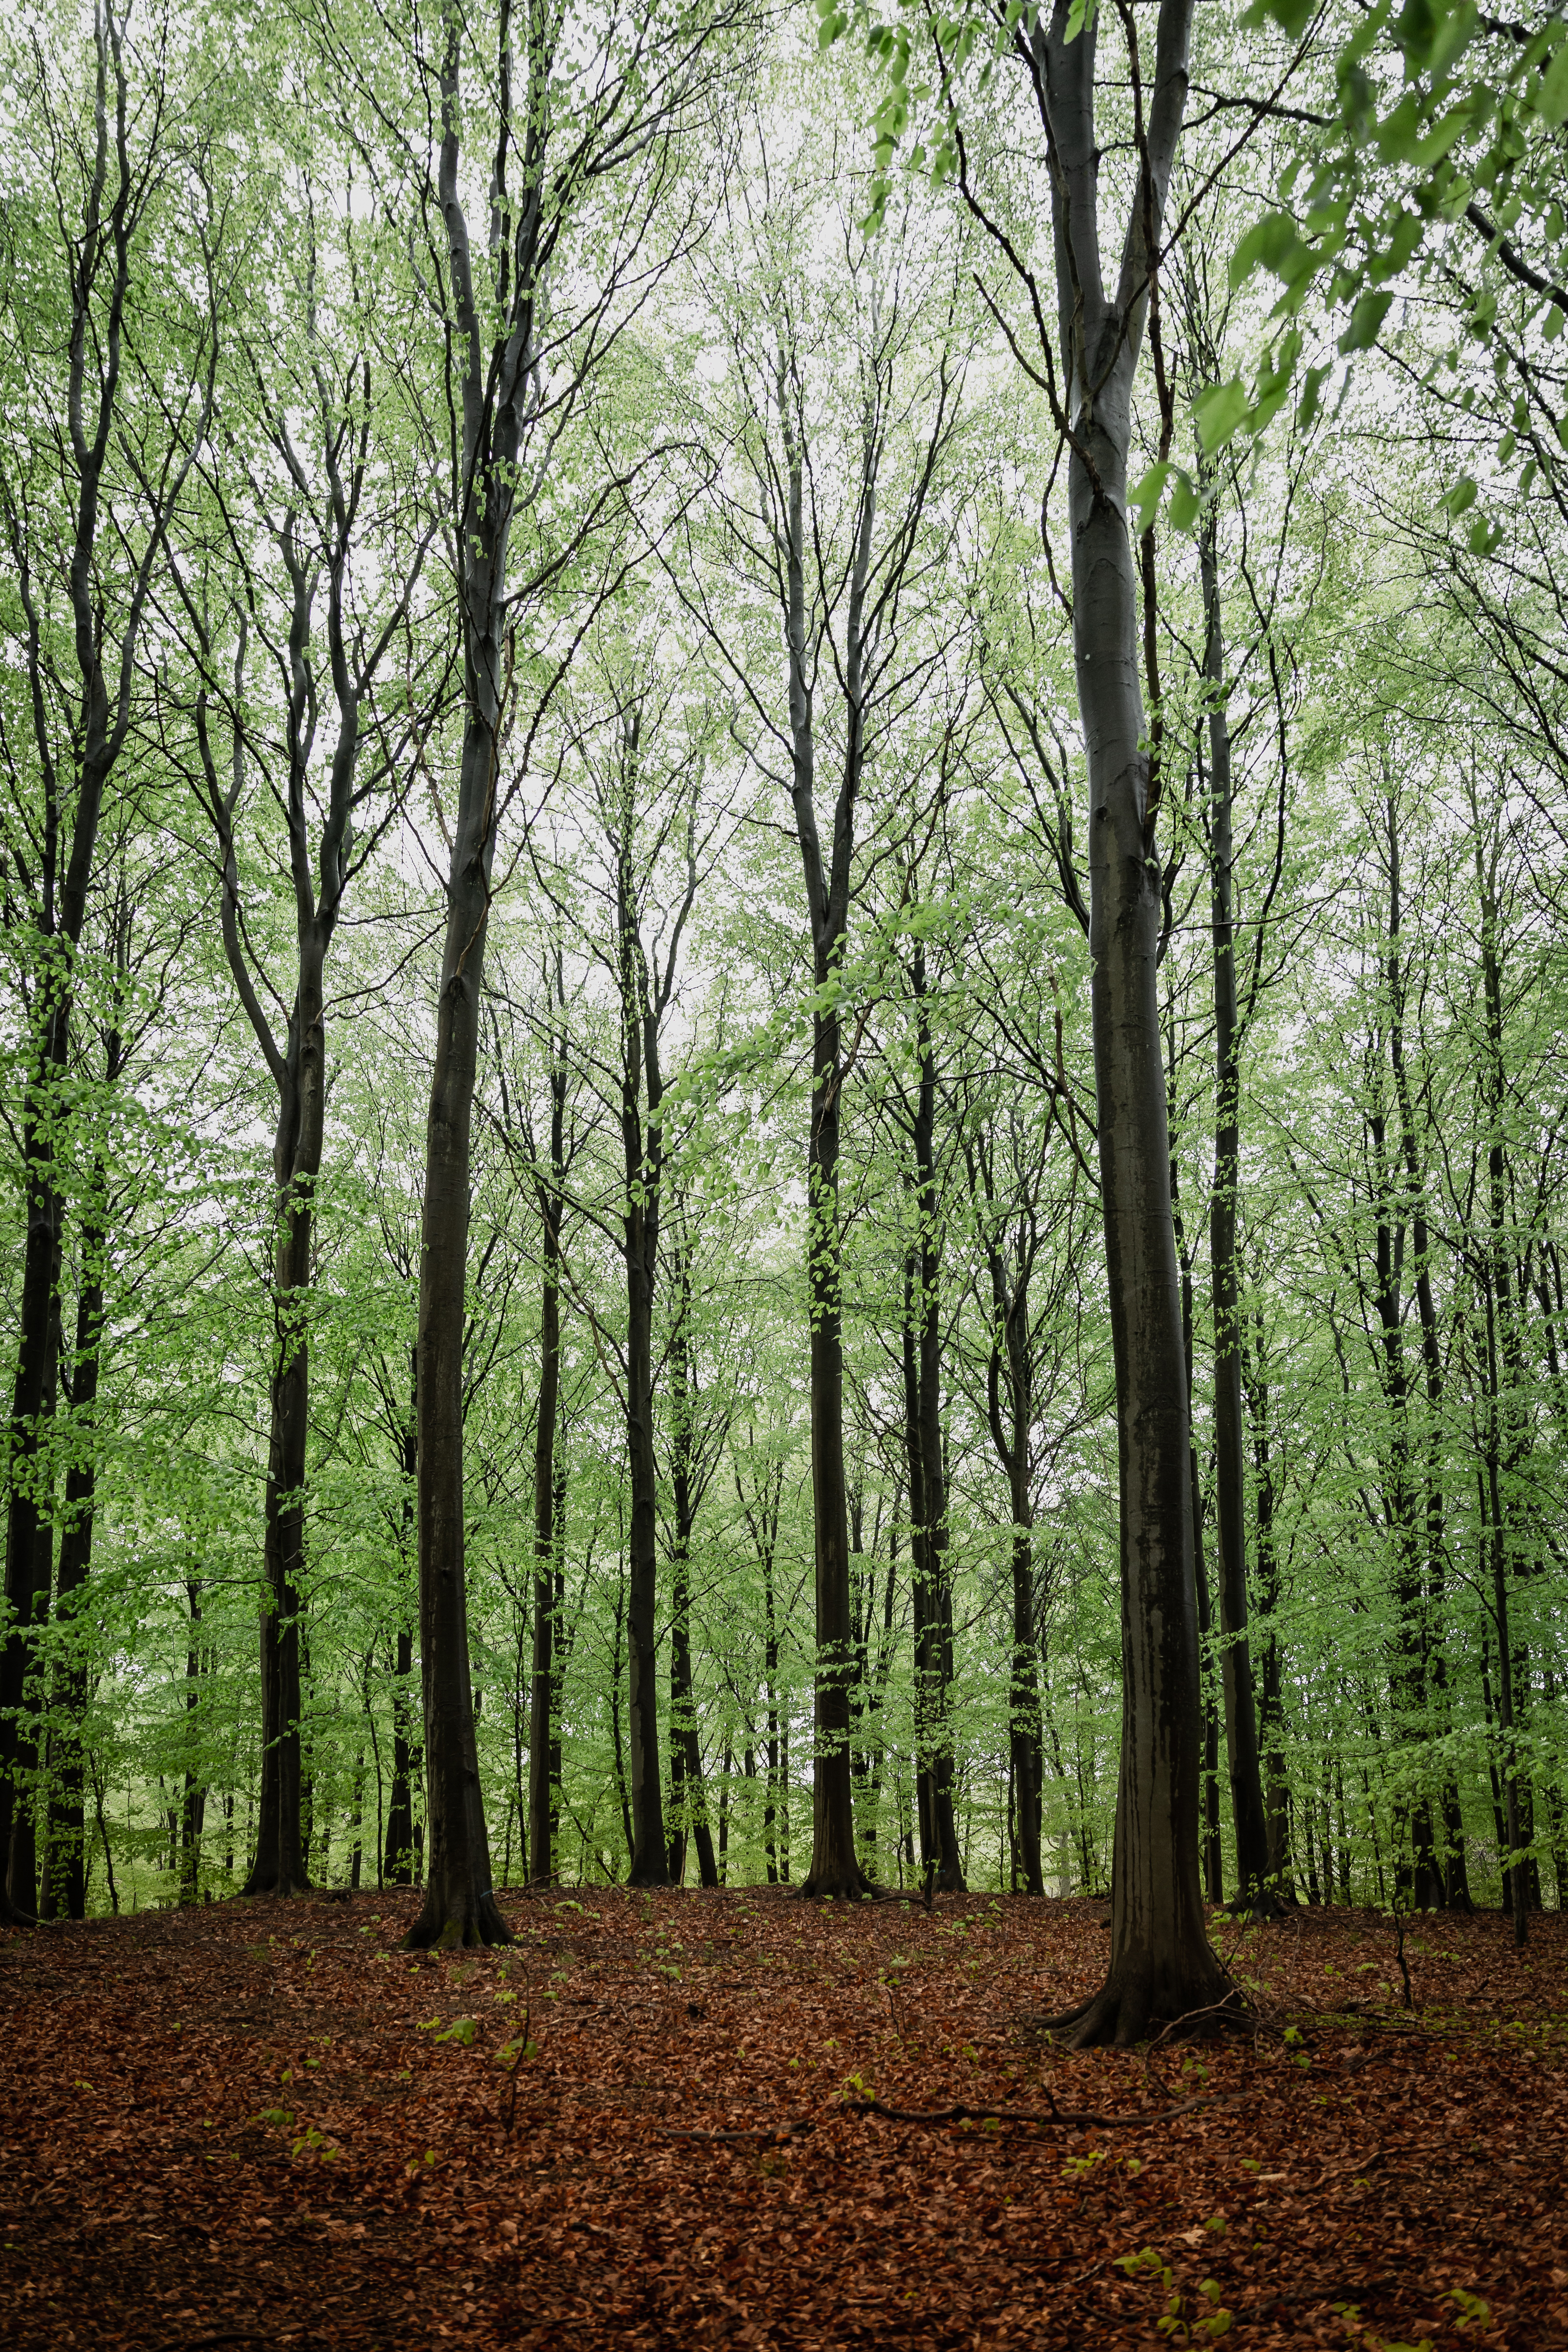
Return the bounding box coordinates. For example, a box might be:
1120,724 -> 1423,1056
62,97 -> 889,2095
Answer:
0,1889 -> 1564,2350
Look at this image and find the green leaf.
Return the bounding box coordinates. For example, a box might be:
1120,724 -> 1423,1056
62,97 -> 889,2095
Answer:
1168,469 -> 1201,533
1241,0 -> 1317,35
1230,212 -> 1304,291
1338,290 -> 1394,353
1127,461 -> 1170,537
1396,0 -> 1474,74
1193,378 -> 1250,453
1296,362 -> 1332,433
1443,474 -> 1477,517
1536,34 -> 1568,125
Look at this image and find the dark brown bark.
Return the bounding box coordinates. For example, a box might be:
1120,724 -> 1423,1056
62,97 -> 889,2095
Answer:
1380,795 -> 1453,1907
1168,1055 -> 1223,1910
1473,812 -> 1528,1943
995,0 -> 1225,2041
900,950 -> 963,1892
1,6 -> 211,1924
667,1257 -> 718,1889
39,1025 -> 120,1921
598,718 -> 697,1889
7,1277 -> 59,1916
528,978 -> 567,1889
776,371 -> 873,1902
1197,496 -> 1273,1914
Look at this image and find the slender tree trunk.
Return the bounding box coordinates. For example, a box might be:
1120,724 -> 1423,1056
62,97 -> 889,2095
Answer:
775,376 -> 874,1901
901,967 -> 963,1891
1387,805 -> 1467,1908
179,1584 -> 205,1903
668,1268 -> 717,1888
1198,499 -> 1273,1913
7,1258 -> 60,1916
243,983 -> 322,1899
1,9 -> 210,1924
42,1145 -> 112,1920
528,1030 -> 565,1889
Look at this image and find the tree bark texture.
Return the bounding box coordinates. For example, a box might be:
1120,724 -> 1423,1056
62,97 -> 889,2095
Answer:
1027,0 -> 1227,2041
1198,500 -> 1274,1913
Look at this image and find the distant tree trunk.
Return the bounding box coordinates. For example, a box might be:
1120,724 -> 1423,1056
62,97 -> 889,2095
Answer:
667,1258 -> 717,1888
178,1582 -> 205,1902
7,1270 -> 59,1916
1198,495 -> 1273,1915
528,994 -> 566,1890
773,374 -> 875,1902
243,1011 -> 318,1900
1171,1087 -> 1223,1908
40,1096 -> 117,1921
1472,805 -> 1531,1944
0,10 -> 211,1924
385,1369 -> 419,1888
900,953 -> 964,1893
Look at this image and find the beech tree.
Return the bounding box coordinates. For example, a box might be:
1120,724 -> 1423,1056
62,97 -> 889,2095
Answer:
0,0 -> 216,1923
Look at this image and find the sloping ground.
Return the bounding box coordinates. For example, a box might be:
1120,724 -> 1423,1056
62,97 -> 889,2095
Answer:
1,1889 -> 1563,2349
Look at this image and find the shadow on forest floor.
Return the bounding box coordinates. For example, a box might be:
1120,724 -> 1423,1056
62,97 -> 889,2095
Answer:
1,1889 -> 1564,2348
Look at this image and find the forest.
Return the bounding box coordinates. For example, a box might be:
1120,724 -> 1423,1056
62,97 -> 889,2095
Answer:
1,0 -> 1567,2341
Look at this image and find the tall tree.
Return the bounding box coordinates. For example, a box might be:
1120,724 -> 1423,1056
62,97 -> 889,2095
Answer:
169,214 -> 432,1898
324,0 -> 745,1945
936,0 -> 1229,2037
0,1 -> 214,1921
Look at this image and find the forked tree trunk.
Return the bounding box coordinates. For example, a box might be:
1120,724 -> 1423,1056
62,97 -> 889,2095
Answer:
1029,0 -> 1228,2043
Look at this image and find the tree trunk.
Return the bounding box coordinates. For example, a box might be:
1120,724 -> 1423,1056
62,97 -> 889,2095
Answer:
41,1141 -> 113,1920
411,712 -> 509,1944
0,7 -> 210,1925
901,961 -> 964,1892
1034,0 -> 1227,2043
668,1266 -> 718,1888
1198,497 -> 1273,1914
1387,797 -> 1468,1909
7,1262 -> 59,1918
243,993 -> 320,1899
528,1027 -> 566,1889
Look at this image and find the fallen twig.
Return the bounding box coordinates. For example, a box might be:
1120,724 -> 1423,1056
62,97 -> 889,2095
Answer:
839,2089 -> 1242,2133
663,2120 -> 815,2144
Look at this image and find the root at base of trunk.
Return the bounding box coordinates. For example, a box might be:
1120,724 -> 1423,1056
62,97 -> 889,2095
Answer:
1048,1972 -> 1243,2051
403,1888 -> 513,1950
240,1872 -> 311,1900
798,1867 -> 881,1901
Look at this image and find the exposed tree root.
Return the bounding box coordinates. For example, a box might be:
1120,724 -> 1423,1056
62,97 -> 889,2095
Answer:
798,1867 -> 882,1900
1042,1974 -> 1247,2051
403,1887 -> 513,1950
